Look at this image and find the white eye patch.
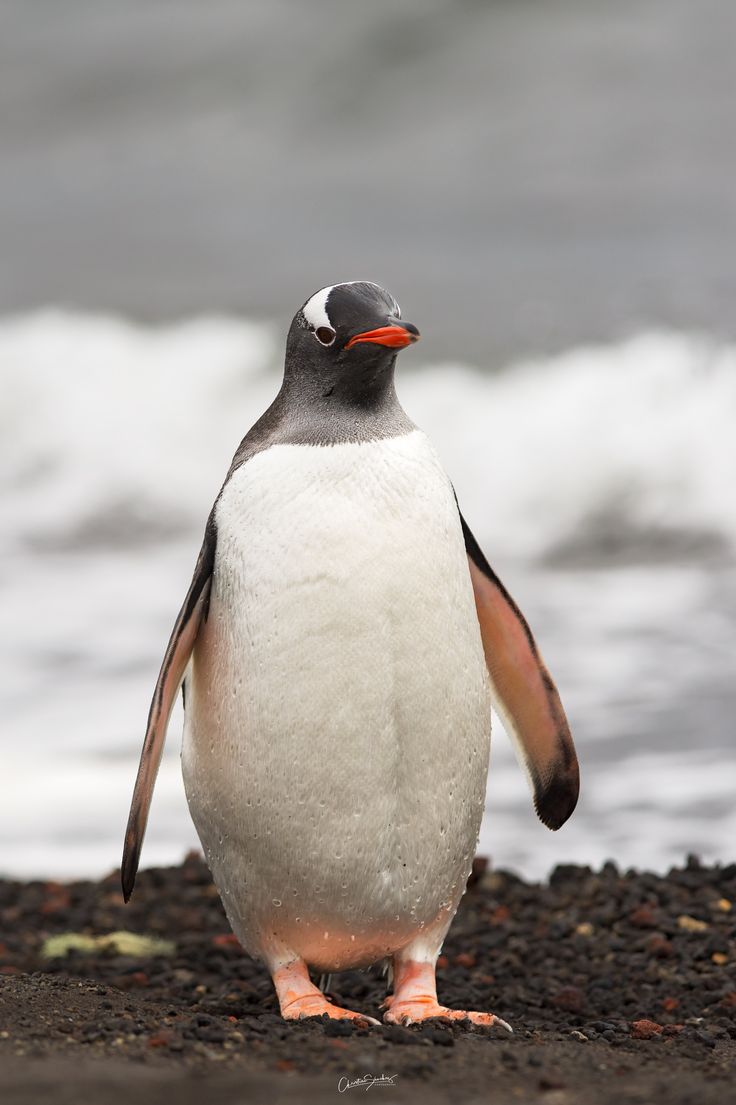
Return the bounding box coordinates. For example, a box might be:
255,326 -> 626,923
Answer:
302,286 -> 334,331
301,282 -> 401,331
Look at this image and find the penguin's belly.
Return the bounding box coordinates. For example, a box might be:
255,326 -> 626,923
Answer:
182,430 -> 491,970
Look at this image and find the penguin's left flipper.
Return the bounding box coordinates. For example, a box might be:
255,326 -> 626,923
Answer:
460,513 -> 579,830
121,514 -> 217,901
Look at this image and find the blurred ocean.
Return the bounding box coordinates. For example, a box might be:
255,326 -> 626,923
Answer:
2,0 -> 735,880
2,312 -> 735,879
3,0 -> 736,363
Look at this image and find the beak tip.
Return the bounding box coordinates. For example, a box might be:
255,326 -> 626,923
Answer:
345,323 -> 420,351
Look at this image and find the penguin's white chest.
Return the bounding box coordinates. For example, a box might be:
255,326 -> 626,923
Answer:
182,430 -> 491,970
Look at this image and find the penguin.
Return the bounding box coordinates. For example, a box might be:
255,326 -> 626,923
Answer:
122,281 -> 579,1028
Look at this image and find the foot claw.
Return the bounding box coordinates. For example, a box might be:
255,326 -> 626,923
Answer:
383,999 -> 511,1031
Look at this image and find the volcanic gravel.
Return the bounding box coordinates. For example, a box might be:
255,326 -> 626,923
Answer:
1,853 -> 735,1104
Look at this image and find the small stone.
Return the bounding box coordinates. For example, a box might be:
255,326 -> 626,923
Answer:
489,905 -> 511,924
40,886 -> 71,915
466,856 -> 489,889
212,933 -> 241,949
629,906 -> 657,929
381,1025 -> 418,1046
147,1030 -> 175,1049
570,1030 -> 588,1042
196,1026 -> 226,1043
454,952 -> 476,969
423,1027 -> 454,1047
647,936 -> 674,958
677,914 -> 708,933
551,987 -> 585,1013
323,1019 -> 354,1038
539,1076 -> 566,1090
712,952 -> 728,965
550,864 -> 592,886
661,997 -> 680,1012
575,922 -> 594,937
631,1019 -> 663,1040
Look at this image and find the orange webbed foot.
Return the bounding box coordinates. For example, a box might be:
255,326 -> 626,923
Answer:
385,957 -> 512,1031
283,992 -> 379,1026
271,957 -> 379,1027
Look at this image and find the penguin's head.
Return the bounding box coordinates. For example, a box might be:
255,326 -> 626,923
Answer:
284,281 -> 420,402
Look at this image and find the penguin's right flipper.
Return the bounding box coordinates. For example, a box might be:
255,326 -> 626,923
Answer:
121,515 -> 217,901
460,513 -> 579,831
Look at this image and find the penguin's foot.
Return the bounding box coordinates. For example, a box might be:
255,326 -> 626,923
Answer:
283,993 -> 379,1025
383,959 -> 511,1031
384,996 -> 510,1028
271,958 -> 379,1027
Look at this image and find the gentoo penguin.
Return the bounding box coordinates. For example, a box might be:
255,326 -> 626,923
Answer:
122,281 -> 579,1028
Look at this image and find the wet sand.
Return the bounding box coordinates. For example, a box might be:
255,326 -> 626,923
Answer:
1,854 -> 734,1103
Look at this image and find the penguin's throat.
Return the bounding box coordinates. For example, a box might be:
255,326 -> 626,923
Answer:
271,374 -> 411,445
282,365 -> 400,414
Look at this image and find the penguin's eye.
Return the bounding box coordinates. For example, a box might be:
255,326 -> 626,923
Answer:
314,326 -> 336,346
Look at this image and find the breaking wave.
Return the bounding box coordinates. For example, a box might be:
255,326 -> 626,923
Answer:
2,311 -> 734,565
2,312 -> 735,878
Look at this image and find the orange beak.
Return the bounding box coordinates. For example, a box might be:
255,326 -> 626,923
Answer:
345,324 -> 420,351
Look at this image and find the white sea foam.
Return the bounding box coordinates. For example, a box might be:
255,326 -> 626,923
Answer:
423,333 -> 736,563
2,313 -> 735,561
1,312 -> 734,879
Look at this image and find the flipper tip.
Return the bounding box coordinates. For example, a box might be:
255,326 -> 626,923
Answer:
534,768 -> 580,831
121,842 -> 138,903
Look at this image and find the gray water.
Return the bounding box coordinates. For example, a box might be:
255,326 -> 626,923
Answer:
2,0 -> 736,359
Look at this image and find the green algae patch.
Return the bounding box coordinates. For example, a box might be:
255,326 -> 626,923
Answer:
42,931 -> 176,958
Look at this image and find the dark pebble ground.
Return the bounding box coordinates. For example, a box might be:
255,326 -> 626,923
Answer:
1,854 -> 735,1104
